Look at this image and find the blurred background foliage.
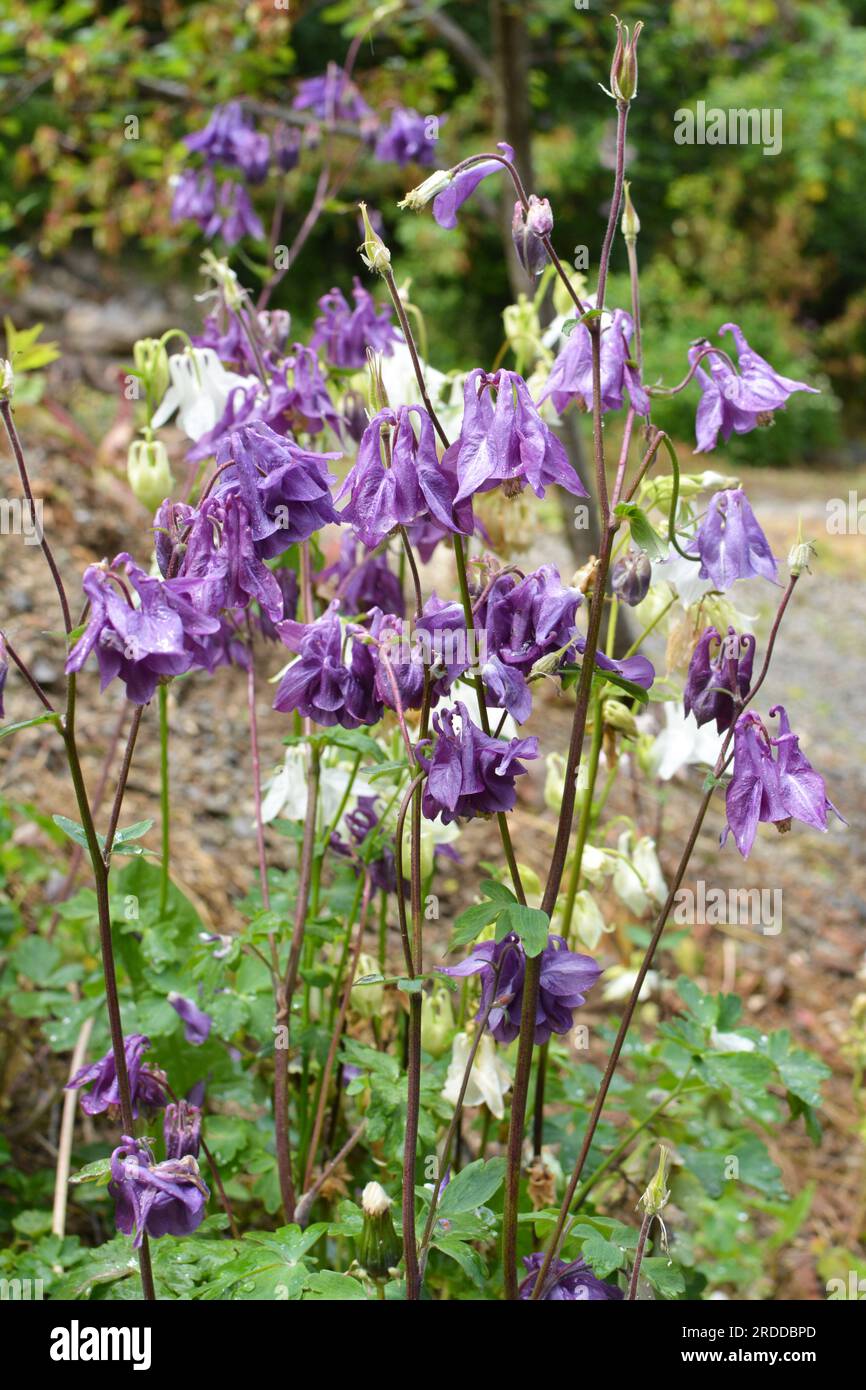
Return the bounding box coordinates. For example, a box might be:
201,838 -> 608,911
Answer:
1,0 -> 865,461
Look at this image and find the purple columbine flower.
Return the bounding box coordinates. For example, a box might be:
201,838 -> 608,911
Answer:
337,404 -> 473,549
689,488 -> 777,589
332,795 -> 399,895
572,633 -> 654,691
273,603 -> 383,729
109,1137 -> 209,1247
166,493 -> 285,627
318,534 -> 405,619
431,142 -> 514,229
65,553 -> 221,705
273,122 -> 302,172
375,108 -> 439,167
371,594 -> 469,712
476,564 -> 583,723
164,1101 -> 202,1161
684,625 -> 756,733
168,993 -> 213,1046
419,702 -> 538,824
275,344 -> 342,437
185,102 -> 270,182
724,705 -> 845,858
691,324 -> 818,453
538,306 -> 649,418
170,168 -> 217,231
293,67 -> 372,124
445,368 -> 588,503
518,1254 -> 623,1301
511,195 -> 553,278
310,277 -> 400,369
611,548 -> 652,607
66,1034 -> 167,1118
438,933 -> 601,1045
206,179 -> 265,246
213,422 -> 340,559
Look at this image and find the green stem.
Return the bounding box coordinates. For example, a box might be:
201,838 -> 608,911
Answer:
158,684 -> 170,917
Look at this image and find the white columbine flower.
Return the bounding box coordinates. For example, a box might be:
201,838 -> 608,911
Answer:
650,701 -> 724,782
570,890 -> 610,952
442,1031 -> 512,1119
261,747 -> 378,836
612,831 -> 667,916
150,347 -> 259,441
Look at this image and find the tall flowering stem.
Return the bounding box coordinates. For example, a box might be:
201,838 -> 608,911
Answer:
501,96 -> 632,1300
529,573 -> 801,1296
2,400 -> 156,1299
158,684 -> 171,917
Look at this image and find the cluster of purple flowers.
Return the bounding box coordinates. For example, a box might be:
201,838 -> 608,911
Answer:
68,425 -> 335,700
171,99 -> 269,247
311,277 -> 400,369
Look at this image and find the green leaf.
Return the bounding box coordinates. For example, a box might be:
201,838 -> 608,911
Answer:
449,898 -> 503,950
304,1270 -> 369,1300
640,1257 -> 686,1299
69,1158 -> 112,1187
52,815 -> 90,850
0,713 -> 60,741
581,1231 -> 628,1278
12,1209 -> 54,1237
498,904 -> 549,958
432,1235 -> 487,1287
438,1158 -> 506,1218
613,502 -> 667,560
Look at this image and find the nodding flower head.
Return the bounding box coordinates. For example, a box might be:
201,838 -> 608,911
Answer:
684,625 -> 756,734
723,704 -> 845,858
109,1137 -> 209,1247
688,488 -> 777,590
66,1034 -> 167,1118
511,196 -> 554,278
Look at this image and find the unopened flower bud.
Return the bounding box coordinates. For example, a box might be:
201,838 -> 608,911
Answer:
570,889 -> 608,952
788,526 -> 817,577
358,1182 -> 401,1280
621,181 -> 640,242
342,388 -> 369,444
358,201 -> 391,275
421,983 -> 455,1058
163,1100 -> 202,1160
133,338 -> 170,405
640,1145 -> 672,1217
511,195 -> 554,278
0,359 -> 14,401
273,123 -> 301,172
352,953 -> 384,1020
572,556 -> 600,596
606,16 -> 644,103
127,438 -> 174,513
399,168 -> 453,212
611,548 -> 652,606
604,699 -> 638,738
